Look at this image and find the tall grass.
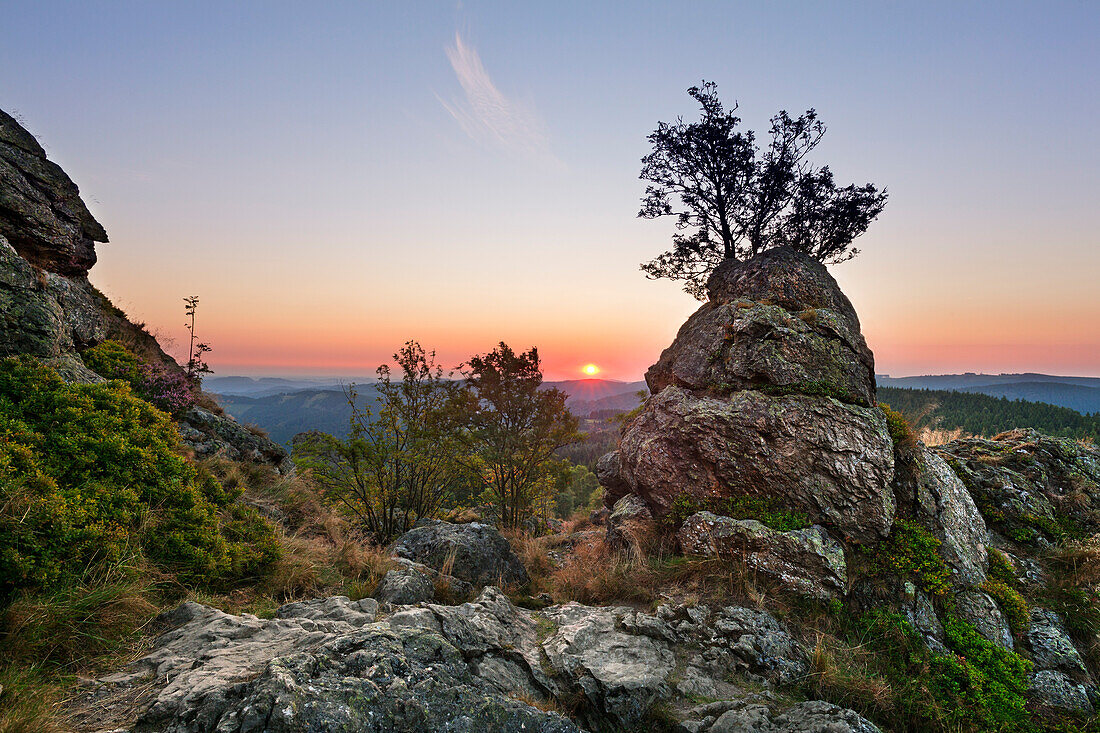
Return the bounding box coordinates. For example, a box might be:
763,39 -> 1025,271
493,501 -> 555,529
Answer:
1,553 -> 157,669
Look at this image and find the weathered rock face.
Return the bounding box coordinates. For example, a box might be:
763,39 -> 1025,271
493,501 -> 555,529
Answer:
678,511 -> 848,599
901,445 -> 989,587
390,521 -> 529,587
618,386 -> 894,542
603,247 -> 895,545
0,234 -> 105,380
954,589 -> 1014,650
89,589 -> 880,733
646,247 -> 876,406
0,109 -> 107,276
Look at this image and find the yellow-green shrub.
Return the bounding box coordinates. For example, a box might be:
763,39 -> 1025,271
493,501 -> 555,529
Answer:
0,357 -> 277,594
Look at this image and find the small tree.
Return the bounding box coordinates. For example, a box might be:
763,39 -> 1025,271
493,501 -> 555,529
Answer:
293,341 -> 461,542
453,343 -> 580,528
183,295 -> 213,381
639,81 -> 887,298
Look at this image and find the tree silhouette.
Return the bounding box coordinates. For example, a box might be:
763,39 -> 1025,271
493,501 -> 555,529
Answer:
639,82 -> 887,298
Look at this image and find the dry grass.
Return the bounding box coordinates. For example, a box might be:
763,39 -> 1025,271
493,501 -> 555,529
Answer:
510,526 -> 775,610
0,665 -> 70,733
184,458 -> 397,614
1,557 -> 160,669
917,426 -> 971,446
440,506 -> 484,524
806,631 -> 897,718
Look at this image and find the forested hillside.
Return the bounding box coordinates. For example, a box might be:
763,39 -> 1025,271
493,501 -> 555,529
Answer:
879,386 -> 1100,441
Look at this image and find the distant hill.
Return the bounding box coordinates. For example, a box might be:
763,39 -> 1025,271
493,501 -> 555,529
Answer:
214,387 -> 381,445
204,375 -> 375,398
878,373 -> 1100,415
878,386 -> 1100,441
212,377 -> 648,446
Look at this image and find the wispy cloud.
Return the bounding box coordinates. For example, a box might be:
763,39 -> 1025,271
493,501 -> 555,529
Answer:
440,32 -> 558,165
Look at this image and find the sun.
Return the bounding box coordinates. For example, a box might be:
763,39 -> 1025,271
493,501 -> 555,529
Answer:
582,364 -> 600,376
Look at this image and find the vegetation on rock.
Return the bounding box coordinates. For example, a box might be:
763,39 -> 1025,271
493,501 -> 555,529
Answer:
863,519 -> 952,596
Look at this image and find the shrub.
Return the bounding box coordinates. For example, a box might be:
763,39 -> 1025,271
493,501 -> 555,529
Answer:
864,519 -> 951,596
930,613 -> 1031,729
0,357 -> 277,594
980,580 -> 1029,638
81,340 -> 195,416
879,403 -> 918,454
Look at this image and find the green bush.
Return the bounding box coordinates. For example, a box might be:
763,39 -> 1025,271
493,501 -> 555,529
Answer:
0,357 -> 277,593
879,402 -> 918,453
864,519 -> 951,596
840,610 -> 1032,732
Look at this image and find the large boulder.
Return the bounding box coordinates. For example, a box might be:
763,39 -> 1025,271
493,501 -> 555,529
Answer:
605,493 -> 654,552
603,247 -> 895,544
678,511 -> 847,599
391,521 -> 529,587
618,386 -> 894,542
646,247 -> 876,406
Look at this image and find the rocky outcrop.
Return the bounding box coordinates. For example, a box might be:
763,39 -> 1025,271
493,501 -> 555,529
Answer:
91,589 -> 878,733
178,405 -> 291,471
0,109 -> 107,276
618,386 -> 894,542
678,512 -> 847,599
390,521 -> 529,587
936,429 -> 1100,545
0,108 -> 289,471
602,247 -> 895,544
95,596 -> 578,733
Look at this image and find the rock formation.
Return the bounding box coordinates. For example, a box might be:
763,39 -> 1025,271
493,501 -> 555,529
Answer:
601,247 -> 895,543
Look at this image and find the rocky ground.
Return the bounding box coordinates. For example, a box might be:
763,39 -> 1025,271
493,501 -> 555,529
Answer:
74,520 -> 880,733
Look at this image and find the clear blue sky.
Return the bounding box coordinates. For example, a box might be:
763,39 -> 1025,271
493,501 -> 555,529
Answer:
2,1 -> 1097,378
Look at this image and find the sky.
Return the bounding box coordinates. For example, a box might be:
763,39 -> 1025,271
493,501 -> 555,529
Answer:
1,1 -> 1097,380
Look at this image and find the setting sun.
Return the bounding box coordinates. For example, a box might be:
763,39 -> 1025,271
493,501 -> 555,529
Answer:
582,364 -> 600,376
